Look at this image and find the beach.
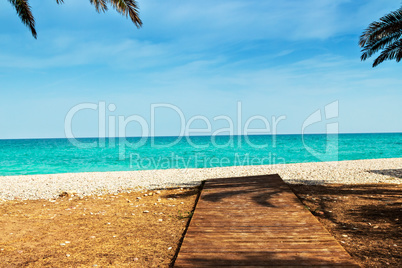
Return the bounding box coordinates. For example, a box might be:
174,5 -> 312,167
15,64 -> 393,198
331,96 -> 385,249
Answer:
1,157 -> 401,201
1,158 -> 401,267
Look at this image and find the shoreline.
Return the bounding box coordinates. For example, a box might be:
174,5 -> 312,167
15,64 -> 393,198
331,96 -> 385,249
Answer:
1,157 -> 401,201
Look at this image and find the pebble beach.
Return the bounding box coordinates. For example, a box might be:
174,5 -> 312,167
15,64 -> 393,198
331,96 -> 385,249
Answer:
1,158 -> 401,201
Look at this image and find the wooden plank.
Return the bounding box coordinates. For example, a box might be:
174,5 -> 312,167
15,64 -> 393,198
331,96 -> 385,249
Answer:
173,174 -> 360,267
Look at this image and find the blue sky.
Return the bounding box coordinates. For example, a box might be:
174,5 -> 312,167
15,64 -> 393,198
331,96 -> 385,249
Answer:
0,0 -> 401,139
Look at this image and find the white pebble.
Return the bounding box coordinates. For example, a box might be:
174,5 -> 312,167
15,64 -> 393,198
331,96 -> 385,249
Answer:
0,158 -> 401,200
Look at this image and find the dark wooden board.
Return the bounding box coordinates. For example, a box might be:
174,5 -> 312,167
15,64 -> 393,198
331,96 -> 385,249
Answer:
174,174 -> 360,267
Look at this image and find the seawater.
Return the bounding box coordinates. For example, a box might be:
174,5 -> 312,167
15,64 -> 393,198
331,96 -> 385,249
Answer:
0,133 -> 401,176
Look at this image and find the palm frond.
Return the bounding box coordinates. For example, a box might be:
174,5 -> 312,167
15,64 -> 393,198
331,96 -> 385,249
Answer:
361,31 -> 402,61
90,0 -> 108,13
8,0 -> 37,38
372,39 -> 402,67
8,0 -> 142,38
108,0 -> 142,28
360,7 -> 402,67
359,8 -> 402,47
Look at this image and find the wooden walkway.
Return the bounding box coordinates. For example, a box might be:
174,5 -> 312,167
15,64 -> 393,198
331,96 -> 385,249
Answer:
174,174 -> 360,267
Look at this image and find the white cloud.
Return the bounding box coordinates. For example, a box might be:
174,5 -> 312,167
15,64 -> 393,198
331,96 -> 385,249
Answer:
140,0 -> 400,42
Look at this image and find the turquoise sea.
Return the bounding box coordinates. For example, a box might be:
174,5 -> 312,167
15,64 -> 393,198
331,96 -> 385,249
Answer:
0,133 -> 401,176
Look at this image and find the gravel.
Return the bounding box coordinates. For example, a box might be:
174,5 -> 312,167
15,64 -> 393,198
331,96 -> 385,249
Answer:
0,158 -> 401,201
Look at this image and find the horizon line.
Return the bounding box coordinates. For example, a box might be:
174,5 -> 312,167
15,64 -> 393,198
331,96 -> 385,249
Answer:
1,131 -> 402,141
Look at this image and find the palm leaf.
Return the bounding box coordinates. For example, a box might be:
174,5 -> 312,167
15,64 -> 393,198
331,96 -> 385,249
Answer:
361,31 -> 402,61
8,0 -> 37,38
8,0 -> 142,38
360,7 -> 402,67
359,8 -> 402,47
108,0 -> 142,28
90,0 -> 108,12
372,39 -> 402,67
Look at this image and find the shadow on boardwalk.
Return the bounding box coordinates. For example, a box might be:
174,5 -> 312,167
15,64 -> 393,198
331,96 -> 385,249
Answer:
167,175 -> 299,208
173,252 -> 359,267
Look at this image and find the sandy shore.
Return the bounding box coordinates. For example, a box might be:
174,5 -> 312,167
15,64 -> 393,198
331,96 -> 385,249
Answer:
0,158 -> 401,200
